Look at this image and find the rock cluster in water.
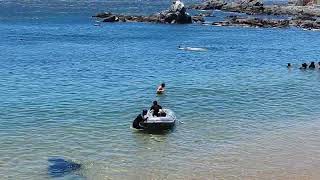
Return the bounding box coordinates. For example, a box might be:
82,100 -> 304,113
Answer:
189,0 -> 320,30
93,0 -> 320,30
93,0 -> 204,24
212,16 -> 290,28
212,15 -> 320,29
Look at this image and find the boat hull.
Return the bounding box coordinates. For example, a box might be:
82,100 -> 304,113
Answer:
141,122 -> 175,131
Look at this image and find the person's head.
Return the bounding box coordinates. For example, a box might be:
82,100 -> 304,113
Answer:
161,83 -> 165,87
287,63 -> 291,67
311,61 -> 315,65
153,101 -> 158,105
302,63 -> 307,68
142,109 -> 148,116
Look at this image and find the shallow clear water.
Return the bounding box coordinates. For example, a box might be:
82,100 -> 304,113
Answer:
1,0 -> 320,179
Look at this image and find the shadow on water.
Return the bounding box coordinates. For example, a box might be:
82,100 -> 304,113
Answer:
133,124 -> 176,135
131,125 -> 177,146
47,157 -> 83,178
141,127 -> 176,135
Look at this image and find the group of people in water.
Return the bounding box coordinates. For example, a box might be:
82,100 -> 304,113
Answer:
132,83 -> 166,129
287,62 -> 320,69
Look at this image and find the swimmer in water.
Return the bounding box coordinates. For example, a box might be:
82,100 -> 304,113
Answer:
156,83 -> 165,94
299,63 -> 307,69
309,61 -> 315,69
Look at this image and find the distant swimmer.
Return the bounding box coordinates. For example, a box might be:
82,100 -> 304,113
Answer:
94,20 -> 101,26
287,63 -> 291,68
178,46 -> 207,52
300,63 -> 307,69
309,61 -> 315,69
318,62 -> 320,68
156,83 -> 165,94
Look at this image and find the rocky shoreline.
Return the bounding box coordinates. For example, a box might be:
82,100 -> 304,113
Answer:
93,0 -> 204,24
189,0 -> 320,30
189,0 -> 320,17
93,0 -> 320,30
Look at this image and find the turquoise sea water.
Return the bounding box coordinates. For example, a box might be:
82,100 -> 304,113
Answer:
1,0 -> 320,179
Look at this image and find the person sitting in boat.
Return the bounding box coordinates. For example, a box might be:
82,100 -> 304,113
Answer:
132,110 -> 148,129
150,101 -> 162,117
159,109 -> 167,117
156,83 -> 166,94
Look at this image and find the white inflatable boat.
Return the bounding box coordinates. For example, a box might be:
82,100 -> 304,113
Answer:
140,109 -> 176,131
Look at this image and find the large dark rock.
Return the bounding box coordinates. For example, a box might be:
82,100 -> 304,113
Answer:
93,12 -> 112,18
103,15 -> 119,22
164,12 -> 178,23
176,12 -> 192,24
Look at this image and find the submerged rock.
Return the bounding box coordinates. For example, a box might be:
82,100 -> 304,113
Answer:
192,16 -> 206,23
48,158 -> 81,178
212,15 -> 320,30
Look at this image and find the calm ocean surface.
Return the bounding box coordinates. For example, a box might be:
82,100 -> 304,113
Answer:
1,0 -> 320,179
